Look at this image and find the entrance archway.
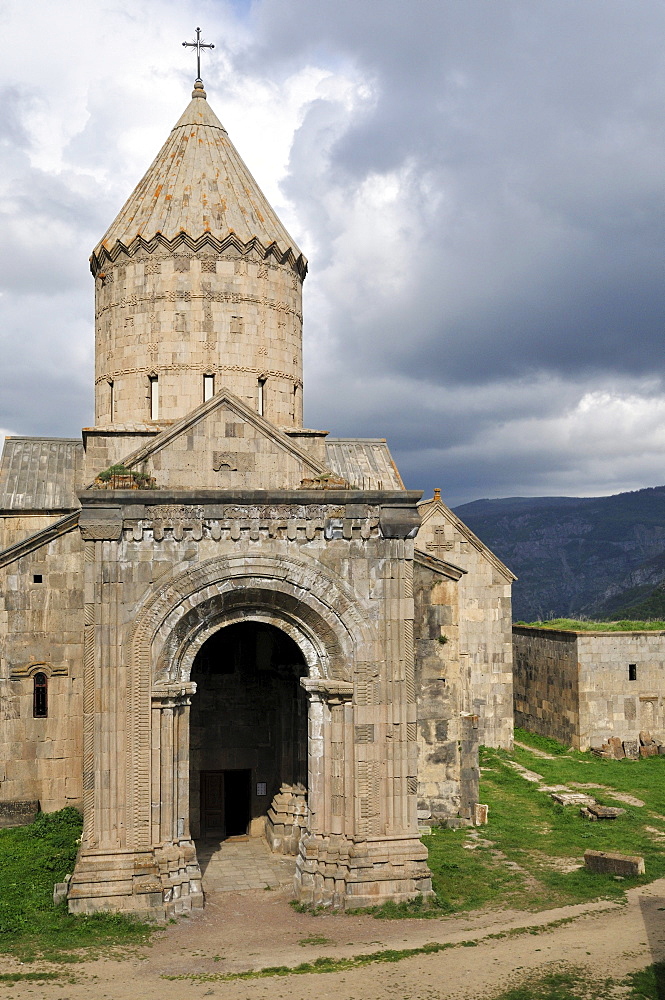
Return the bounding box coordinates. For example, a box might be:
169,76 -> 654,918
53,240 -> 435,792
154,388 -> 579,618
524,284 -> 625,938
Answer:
189,621 -> 308,841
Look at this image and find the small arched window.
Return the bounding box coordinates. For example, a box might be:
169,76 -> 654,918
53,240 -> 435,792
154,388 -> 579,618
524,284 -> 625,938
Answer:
33,672 -> 48,718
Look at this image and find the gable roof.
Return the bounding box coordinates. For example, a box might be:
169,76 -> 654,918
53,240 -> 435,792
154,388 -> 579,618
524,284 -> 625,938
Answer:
0,437 -> 83,512
90,83 -> 306,278
325,439 -> 404,490
418,494 -> 516,582
88,386 -> 331,486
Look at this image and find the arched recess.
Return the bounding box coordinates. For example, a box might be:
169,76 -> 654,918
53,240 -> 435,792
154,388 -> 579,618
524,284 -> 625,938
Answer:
124,552 -> 376,850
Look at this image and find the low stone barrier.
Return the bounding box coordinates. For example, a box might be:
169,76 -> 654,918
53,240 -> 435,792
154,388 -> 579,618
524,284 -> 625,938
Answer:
584,850 -> 645,876
0,800 -> 39,828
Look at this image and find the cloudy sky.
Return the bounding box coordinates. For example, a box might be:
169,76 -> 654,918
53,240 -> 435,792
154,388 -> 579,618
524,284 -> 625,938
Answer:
1,0 -> 663,505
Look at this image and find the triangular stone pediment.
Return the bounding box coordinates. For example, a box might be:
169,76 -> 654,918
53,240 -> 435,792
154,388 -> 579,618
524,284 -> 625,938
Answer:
114,388 -> 331,491
418,496 -> 515,582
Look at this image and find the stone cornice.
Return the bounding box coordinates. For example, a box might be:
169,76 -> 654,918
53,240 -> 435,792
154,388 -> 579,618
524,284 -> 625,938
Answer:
90,231 -> 308,281
78,489 -> 422,507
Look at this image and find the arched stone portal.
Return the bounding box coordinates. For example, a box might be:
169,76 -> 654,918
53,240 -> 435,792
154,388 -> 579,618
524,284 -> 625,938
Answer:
70,547 -> 433,918
189,620 -> 308,842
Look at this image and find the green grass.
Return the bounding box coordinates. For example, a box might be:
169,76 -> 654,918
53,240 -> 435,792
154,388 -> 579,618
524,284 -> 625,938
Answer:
421,736 -> 665,915
0,808 -> 153,961
488,962 -> 665,1000
487,966 -> 614,1000
514,618 -> 665,631
623,961 -> 665,999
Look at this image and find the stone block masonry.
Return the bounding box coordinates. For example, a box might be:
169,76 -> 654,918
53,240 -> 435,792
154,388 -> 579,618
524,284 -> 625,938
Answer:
513,626 -> 665,750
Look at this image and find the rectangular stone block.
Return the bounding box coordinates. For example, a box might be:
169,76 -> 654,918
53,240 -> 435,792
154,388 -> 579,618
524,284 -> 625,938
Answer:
584,850 -> 644,877
0,800 -> 39,828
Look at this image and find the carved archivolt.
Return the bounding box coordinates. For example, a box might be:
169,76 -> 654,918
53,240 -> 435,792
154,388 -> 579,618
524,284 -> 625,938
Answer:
129,551 -> 375,688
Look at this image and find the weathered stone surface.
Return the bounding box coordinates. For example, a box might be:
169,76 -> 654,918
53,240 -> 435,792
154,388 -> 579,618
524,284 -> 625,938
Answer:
587,804 -> 625,819
551,792 -> 596,807
0,800 -> 39,828
584,850 -> 644,876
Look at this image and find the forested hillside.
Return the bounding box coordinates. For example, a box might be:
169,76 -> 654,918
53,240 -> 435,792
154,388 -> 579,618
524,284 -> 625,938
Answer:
453,487 -> 665,621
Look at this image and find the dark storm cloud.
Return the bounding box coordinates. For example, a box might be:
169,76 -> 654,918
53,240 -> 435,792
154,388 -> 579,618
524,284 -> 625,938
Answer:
249,0 -> 665,381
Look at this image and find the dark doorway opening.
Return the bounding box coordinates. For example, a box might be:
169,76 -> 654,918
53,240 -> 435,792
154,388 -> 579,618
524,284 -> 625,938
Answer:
224,769 -> 251,836
190,621 -> 308,841
200,769 -> 251,839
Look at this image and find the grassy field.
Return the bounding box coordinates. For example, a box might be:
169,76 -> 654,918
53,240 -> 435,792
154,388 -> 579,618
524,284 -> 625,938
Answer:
0,808 -> 152,962
421,729 -> 665,915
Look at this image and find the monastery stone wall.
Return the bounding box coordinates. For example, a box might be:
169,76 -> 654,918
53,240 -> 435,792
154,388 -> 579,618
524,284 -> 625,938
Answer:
0,527 -> 84,811
512,626 -> 579,746
513,626 -> 665,749
578,632 -> 665,748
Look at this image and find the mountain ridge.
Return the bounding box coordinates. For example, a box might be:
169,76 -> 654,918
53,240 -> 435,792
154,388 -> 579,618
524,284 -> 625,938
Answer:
453,485 -> 665,620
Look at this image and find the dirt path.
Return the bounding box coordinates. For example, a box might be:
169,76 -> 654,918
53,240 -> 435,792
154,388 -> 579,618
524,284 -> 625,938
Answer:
3,877 -> 664,999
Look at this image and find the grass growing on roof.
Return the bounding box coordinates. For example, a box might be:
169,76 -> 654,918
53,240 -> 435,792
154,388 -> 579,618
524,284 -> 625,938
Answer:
0,808 -> 153,961
514,618 -> 665,631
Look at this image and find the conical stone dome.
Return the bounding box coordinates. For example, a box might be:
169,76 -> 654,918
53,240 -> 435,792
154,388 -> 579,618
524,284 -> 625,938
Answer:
91,82 -> 306,276
92,83 -> 305,429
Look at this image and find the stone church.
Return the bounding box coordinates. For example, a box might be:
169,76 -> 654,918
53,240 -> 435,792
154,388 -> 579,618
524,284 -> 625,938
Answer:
0,77 -> 513,916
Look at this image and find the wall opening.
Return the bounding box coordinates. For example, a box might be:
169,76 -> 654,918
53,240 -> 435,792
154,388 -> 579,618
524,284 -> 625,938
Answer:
33,672 -> 48,718
203,374 -> 215,402
629,664 -> 637,681
189,621 -> 307,841
149,375 -> 159,420
257,377 -> 266,417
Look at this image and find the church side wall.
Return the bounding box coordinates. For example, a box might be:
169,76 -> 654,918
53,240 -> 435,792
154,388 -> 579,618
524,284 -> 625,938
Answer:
458,556 -> 513,749
512,627 -> 580,746
0,528 -> 84,812
416,503 -> 514,749
413,563 -> 462,824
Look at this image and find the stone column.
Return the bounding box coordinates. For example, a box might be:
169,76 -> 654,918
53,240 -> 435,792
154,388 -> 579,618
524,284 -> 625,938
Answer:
295,678 -> 354,907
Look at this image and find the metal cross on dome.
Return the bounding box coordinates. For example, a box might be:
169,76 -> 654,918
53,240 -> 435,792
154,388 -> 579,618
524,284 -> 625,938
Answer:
182,27 -> 215,83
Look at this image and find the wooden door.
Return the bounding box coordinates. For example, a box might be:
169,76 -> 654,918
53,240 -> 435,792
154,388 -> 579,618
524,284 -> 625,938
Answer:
200,770 -> 225,838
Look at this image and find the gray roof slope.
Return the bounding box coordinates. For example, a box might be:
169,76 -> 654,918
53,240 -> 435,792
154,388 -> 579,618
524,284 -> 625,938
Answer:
0,438 -> 83,511
325,439 -> 404,490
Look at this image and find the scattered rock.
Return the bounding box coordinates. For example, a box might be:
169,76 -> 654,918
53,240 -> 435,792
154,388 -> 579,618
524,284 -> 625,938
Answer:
623,740 -> 640,759
587,804 -> 625,820
474,803 -> 489,826
551,792 -> 596,807
639,730 -> 653,745
584,850 -> 644,877
640,744 -> 659,758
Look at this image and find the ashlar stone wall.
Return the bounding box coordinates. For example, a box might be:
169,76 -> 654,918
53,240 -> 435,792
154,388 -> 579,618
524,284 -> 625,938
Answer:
513,626 -> 665,749
94,248 -> 303,428
0,526 -> 84,810
413,555 -> 463,823
417,496 -> 514,749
